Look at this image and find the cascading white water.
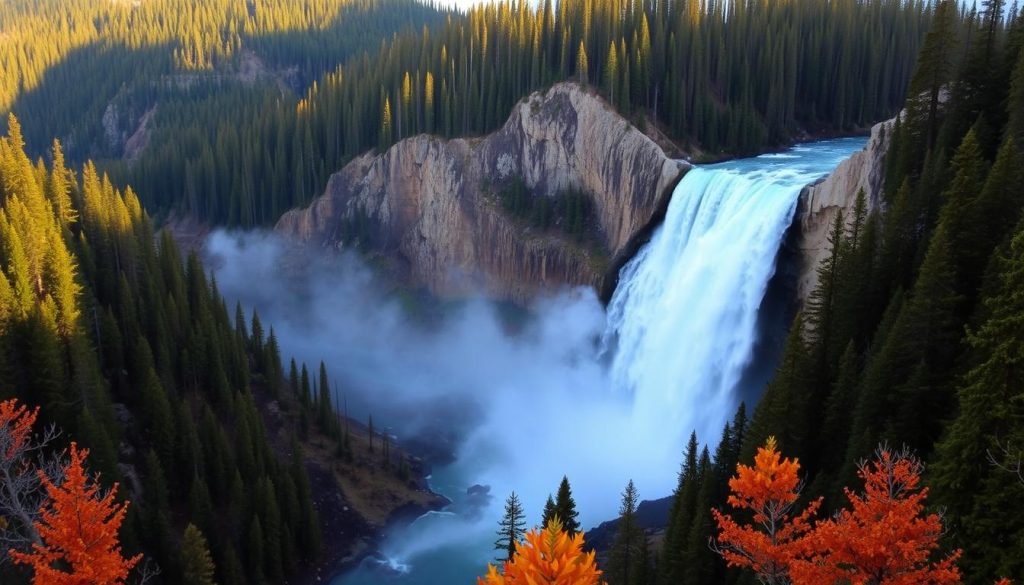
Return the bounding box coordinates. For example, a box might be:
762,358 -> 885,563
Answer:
604,138 -> 867,445
605,167 -> 804,443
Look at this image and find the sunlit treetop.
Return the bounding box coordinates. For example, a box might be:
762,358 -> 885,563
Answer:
478,517 -> 604,585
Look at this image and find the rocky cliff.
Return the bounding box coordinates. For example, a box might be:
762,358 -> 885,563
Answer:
275,82 -> 688,302
794,119 -> 894,302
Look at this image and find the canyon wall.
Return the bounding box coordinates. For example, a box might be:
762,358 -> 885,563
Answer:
276,82 -> 687,302
794,119 -> 894,302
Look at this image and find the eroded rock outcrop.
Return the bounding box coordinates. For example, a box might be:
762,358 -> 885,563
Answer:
276,82 -> 687,302
794,119 -> 894,302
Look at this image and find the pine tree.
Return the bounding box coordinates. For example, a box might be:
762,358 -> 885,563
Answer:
318,361 -> 332,433
633,533 -> 653,585
972,136 -> 1024,257
288,359 -> 299,399
683,449 -> 716,584
495,492 -> 527,562
937,129 -> 992,297
608,479 -> 642,585
246,515 -> 265,585
577,41 -> 589,84
931,227 -> 1024,580
605,41 -> 619,105
381,96 -> 394,148
553,476 -> 580,536
425,72 -> 436,133
848,222 -> 962,464
743,314 -> 812,462
180,524 -> 216,585
234,302 -> 248,342
47,139 -> 75,231
188,476 -> 214,541
1008,50 -> 1024,143
819,341 -> 860,481
300,363 -> 310,407
907,0 -> 959,152
661,432 -> 699,584
541,494 -> 556,528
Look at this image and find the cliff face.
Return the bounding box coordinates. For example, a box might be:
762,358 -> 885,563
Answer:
794,119 -> 894,302
276,83 -> 687,302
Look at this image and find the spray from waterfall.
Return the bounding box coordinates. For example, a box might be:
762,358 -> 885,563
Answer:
208,138 -> 867,585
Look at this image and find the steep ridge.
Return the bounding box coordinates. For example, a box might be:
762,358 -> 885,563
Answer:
276,82 -> 688,302
794,118 -> 894,301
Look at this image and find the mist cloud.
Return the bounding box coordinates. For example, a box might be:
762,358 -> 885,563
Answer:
206,229 -> 692,531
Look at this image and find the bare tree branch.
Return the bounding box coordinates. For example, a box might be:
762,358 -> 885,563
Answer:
987,438 -> 1024,485
0,422 -> 63,565
133,558 -> 161,585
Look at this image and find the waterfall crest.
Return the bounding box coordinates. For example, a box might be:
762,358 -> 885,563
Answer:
605,138 -> 866,444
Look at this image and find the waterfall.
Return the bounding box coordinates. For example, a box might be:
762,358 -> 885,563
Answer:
326,138 -> 868,585
605,139 -> 864,445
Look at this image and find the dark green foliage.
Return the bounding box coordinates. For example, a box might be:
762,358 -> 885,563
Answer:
180,524 -> 217,585
906,0 -> 960,153
683,450 -> 716,584
496,179 -> 597,244
930,228 -> 1024,582
318,361 -> 333,433
247,515 -> 266,585
554,476 -> 581,536
1008,50 -> 1024,143
5,0 -> 930,230
300,363 -> 311,407
724,9 -> 1024,582
0,118 -> 322,583
608,479 -> 642,585
660,420 -> 746,585
660,432 -> 699,584
632,536 -> 654,585
495,492 -> 527,562
541,494 -> 557,528
743,314 -> 812,462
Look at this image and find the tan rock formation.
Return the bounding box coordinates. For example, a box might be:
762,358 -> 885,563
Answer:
276,82 -> 688,302
794,119 -> 894,302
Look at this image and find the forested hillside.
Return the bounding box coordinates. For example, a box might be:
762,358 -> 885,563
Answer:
4,0 -> 1024,583
0,114 -> 381,584
2,0 -> 450,167
640,1 -> 1024,583
4,0 -> 932,228
118,0 -> 935,227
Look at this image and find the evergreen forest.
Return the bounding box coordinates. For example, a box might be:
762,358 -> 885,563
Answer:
2,0 -> 1024,584
6,0 -> 933,226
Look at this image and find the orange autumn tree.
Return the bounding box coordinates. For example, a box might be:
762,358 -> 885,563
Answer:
478,517 -> 604,585
0,399 -> 39,459
714,439 -> 967,585
711,436 -> 820,585
9,442 -> 141,584
790,447 -> 961,585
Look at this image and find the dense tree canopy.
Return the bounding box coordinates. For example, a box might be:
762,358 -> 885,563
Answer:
737,3 -> 1024,583
0,115 -> 324,585
3,0 -> 935,228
